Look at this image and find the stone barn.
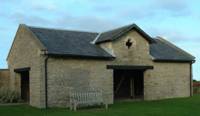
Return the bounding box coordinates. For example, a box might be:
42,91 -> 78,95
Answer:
7,23 -> 195,108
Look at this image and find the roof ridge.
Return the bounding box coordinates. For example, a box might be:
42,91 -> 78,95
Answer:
27,25 -> 98,34
156,37 -> 195,59
109,24 -> 135,41
91,33 -> 102,44
96,23 -> 154,44
95,24 -> 135,44
101,23 -> 135,33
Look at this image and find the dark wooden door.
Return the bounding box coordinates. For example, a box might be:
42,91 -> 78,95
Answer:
114,70 -> 131,99
114,70 -> 144,99
133,72 -> 144,98
21,72 -> 30,102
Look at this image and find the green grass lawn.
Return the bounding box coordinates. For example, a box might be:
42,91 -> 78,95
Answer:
0,94 -> 200,116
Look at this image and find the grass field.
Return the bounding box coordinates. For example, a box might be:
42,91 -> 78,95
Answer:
0,94 -> 200,116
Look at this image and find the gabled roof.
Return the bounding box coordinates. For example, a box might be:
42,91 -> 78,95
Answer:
150,37 -> 195,62
95,24 -> 155,44
25,24 -> 195,62
28,26 -> 114,59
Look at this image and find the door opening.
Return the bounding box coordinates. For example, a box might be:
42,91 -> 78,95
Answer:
20,71 -> 30,102
114,69 -> 144,100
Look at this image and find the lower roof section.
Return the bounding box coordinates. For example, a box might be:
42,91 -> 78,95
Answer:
107,65 -> 153,70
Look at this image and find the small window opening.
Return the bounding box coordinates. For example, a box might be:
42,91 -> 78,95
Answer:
126,39 -> 133,49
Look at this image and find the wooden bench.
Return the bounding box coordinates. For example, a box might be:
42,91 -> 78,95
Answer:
69,89 -> 108,111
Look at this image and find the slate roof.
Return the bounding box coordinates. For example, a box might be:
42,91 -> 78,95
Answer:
150,37 -> 195,62
27,24 -> 195,62
28,26 -> 114,59
95,24 -> 155,44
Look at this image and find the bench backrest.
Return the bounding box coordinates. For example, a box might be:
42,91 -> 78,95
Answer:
70,89 -> 103,105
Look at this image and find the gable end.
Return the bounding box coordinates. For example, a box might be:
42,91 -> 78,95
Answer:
95,24 -> 155,44
7,24 -> 47,61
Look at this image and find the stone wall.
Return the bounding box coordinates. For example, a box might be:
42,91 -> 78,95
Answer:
46,29 -> 153,107
102,30 -> 191,100
100,30 -> 153,66
47,58 -> 113,107
46,29 -> 192,107
144,62 -> 191,100
0,69 -> 10,89
7,25 -> 46,108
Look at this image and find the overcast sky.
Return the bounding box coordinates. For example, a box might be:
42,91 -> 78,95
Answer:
0,0 -> 199,80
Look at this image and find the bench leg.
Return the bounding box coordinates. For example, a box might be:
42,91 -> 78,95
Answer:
74,103 -> 77,111
70,103 -> 72,110
105,104 -> 108,110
